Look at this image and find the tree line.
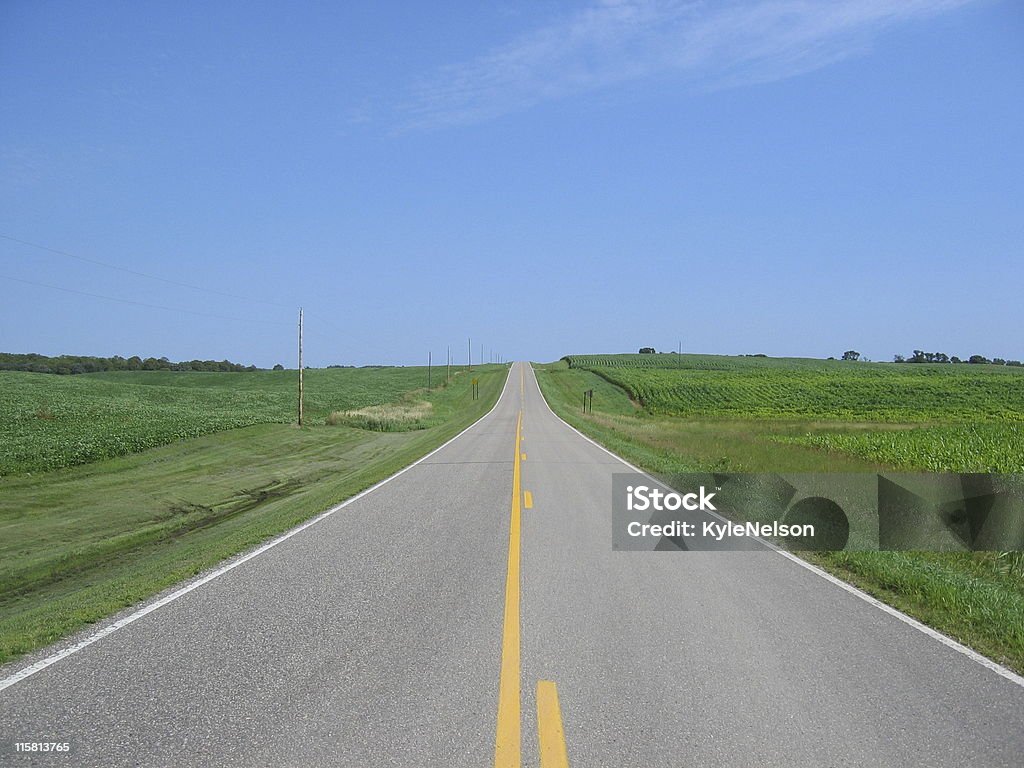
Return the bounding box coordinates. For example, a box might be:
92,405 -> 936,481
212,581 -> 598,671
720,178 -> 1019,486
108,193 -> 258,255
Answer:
0,352 -> 258,375
894,350 -> 1022,366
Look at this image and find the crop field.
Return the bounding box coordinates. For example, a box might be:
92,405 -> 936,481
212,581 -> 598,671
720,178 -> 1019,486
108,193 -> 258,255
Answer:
561,354 -> 1024,473
0,367 -> 475,475
784,423 -> 1024,474
565,354 -> 1024,422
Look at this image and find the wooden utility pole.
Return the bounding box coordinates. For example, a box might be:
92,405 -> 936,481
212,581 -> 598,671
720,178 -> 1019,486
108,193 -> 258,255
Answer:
678,340 -> 681,368
428,350 -> 432,388
468,337 -> 472,371
447,345 -> 451,383
298,307 -> 304,427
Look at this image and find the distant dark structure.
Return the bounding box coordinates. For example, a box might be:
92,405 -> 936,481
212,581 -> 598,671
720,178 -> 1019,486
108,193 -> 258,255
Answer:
639,347 -> 656,354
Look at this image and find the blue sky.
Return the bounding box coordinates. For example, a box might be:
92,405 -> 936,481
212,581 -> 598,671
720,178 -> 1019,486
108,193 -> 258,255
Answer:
2,0 -> 1021,367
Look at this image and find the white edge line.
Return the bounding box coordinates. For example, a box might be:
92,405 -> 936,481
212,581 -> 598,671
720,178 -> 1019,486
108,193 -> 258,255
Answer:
0,364 -> 516,694
527,363 -> 1024,690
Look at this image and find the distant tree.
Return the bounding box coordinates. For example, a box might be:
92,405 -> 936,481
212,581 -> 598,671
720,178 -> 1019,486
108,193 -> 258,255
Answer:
993,358 -> 1007,366
273,363 -> 284,371
894,354 -> 906,363
968,355 -> 990,365
1007,360 -> 1023,367
950,356 -> 962,364
904,350 -> 953,364
639,347 -> 656,354
841,350 -> 860,361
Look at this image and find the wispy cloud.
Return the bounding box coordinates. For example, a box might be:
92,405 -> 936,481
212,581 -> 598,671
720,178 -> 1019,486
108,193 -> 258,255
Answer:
398,0 -> 975,129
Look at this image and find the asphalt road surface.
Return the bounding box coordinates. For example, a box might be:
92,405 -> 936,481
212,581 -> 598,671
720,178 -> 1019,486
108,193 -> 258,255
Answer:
1,362 -> 1022,766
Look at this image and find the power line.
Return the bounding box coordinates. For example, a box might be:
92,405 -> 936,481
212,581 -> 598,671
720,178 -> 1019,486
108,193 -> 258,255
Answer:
0,274 -> 291,327
0,235 -> 367,340
303,310 -> 349,337
0,233 -> 295,309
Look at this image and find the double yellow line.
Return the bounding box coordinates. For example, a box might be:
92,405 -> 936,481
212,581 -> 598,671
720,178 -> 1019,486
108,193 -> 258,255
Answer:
494,366 -> 570,768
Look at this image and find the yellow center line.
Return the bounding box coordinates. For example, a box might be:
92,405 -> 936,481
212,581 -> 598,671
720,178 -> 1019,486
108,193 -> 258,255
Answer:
495,409 -> 523,768
537,680 -> 570,768
496,366 -> 572,766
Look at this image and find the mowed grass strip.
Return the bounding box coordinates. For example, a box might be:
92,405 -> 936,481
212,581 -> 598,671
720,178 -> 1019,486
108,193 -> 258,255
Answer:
809,550 -> 1024,673
534,358 -> 1024,673
0,365 -> 507,665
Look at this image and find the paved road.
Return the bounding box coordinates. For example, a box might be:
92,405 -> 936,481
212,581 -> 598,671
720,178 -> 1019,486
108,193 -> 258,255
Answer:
2,362 -> 1022,766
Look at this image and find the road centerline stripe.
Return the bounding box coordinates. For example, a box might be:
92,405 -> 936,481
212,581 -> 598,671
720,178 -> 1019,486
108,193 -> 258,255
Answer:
494,408 -> 524,767
537,680 -> 570,768
524,491 -> 533,509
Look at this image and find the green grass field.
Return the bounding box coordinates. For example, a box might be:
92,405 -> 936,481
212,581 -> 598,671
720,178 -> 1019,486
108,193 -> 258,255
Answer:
0,364 -> 508,664
0,367 -> 469,476
536,355 -> 1024,672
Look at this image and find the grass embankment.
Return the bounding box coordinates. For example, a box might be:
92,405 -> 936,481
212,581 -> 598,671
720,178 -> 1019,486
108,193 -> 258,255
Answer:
534,357 -> 1024,673
0,365 -> 508,665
